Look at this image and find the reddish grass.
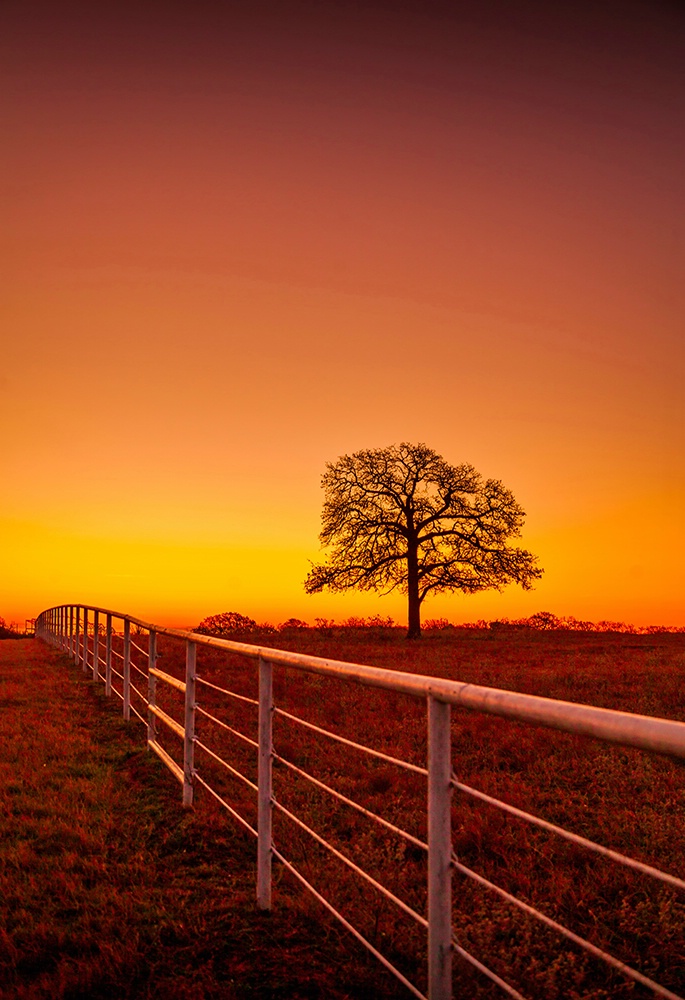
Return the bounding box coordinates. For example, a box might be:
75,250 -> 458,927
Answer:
3,628 -> 685,998
0,640 -> 405,999
129,625 -> 685,999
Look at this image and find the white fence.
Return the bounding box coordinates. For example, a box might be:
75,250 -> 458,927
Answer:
35,604 -> 685,1000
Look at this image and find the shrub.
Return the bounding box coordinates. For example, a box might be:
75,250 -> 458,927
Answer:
364,614 -> 395,628
278,618 -> 310,631
341,616 -> 367,628
423,618 -> 452,630
314,618 -> 335,635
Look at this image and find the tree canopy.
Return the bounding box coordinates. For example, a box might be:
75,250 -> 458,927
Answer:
195,611 -> 257,637
304,442 -> 543,638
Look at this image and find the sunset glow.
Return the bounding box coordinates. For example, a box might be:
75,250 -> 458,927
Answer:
2,0 -> 683,629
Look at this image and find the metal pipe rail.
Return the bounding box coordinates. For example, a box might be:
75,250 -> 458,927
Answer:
35,603 -> 685,1000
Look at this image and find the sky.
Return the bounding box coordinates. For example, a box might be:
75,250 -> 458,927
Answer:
2,0 -> 684,630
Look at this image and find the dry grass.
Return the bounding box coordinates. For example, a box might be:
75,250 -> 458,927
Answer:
0,639 -> 403,999
2,628 -> 685,998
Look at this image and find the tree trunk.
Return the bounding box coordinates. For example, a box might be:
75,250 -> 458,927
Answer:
406,538 -> 421,639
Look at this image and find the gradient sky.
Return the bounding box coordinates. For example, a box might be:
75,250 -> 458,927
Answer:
2,0 -> 684,629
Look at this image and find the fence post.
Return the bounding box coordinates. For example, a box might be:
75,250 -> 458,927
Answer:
257,655 -> 273,911
123,619 -> 131,721
183,639 -> 197,807
428,695 -> 452,1000
69,606 -> 74,658
105,614 -> 113,697
74,607 -> 80,665
82,608 -> 89,673
147,630 -> 157,744
92,610 -> 100,681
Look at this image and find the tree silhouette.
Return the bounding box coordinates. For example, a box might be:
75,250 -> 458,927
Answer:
304,442 -> 543,638
195,611 -> 257,636
0,617 -> 21,639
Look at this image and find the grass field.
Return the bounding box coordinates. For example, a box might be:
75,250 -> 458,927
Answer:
2,627 -> 685,998
0,639 -> 404,999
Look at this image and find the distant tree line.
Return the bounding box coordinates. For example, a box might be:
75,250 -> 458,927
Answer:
194,610 -> 684,637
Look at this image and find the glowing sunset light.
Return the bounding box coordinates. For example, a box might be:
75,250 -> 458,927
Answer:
1,0 -> 683,630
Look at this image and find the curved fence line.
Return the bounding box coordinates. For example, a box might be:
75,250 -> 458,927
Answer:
36,604 -> 685,1000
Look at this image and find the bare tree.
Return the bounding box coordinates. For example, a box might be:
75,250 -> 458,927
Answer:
304,442 -> 543,638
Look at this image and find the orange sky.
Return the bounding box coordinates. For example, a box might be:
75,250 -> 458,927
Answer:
2,0 -> 684,629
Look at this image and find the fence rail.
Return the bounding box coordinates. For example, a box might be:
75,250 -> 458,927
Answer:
35,604 -> 685,1000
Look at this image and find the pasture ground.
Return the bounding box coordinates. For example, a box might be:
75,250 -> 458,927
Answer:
0,639 -> 400,999
1,628 -> 684,999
